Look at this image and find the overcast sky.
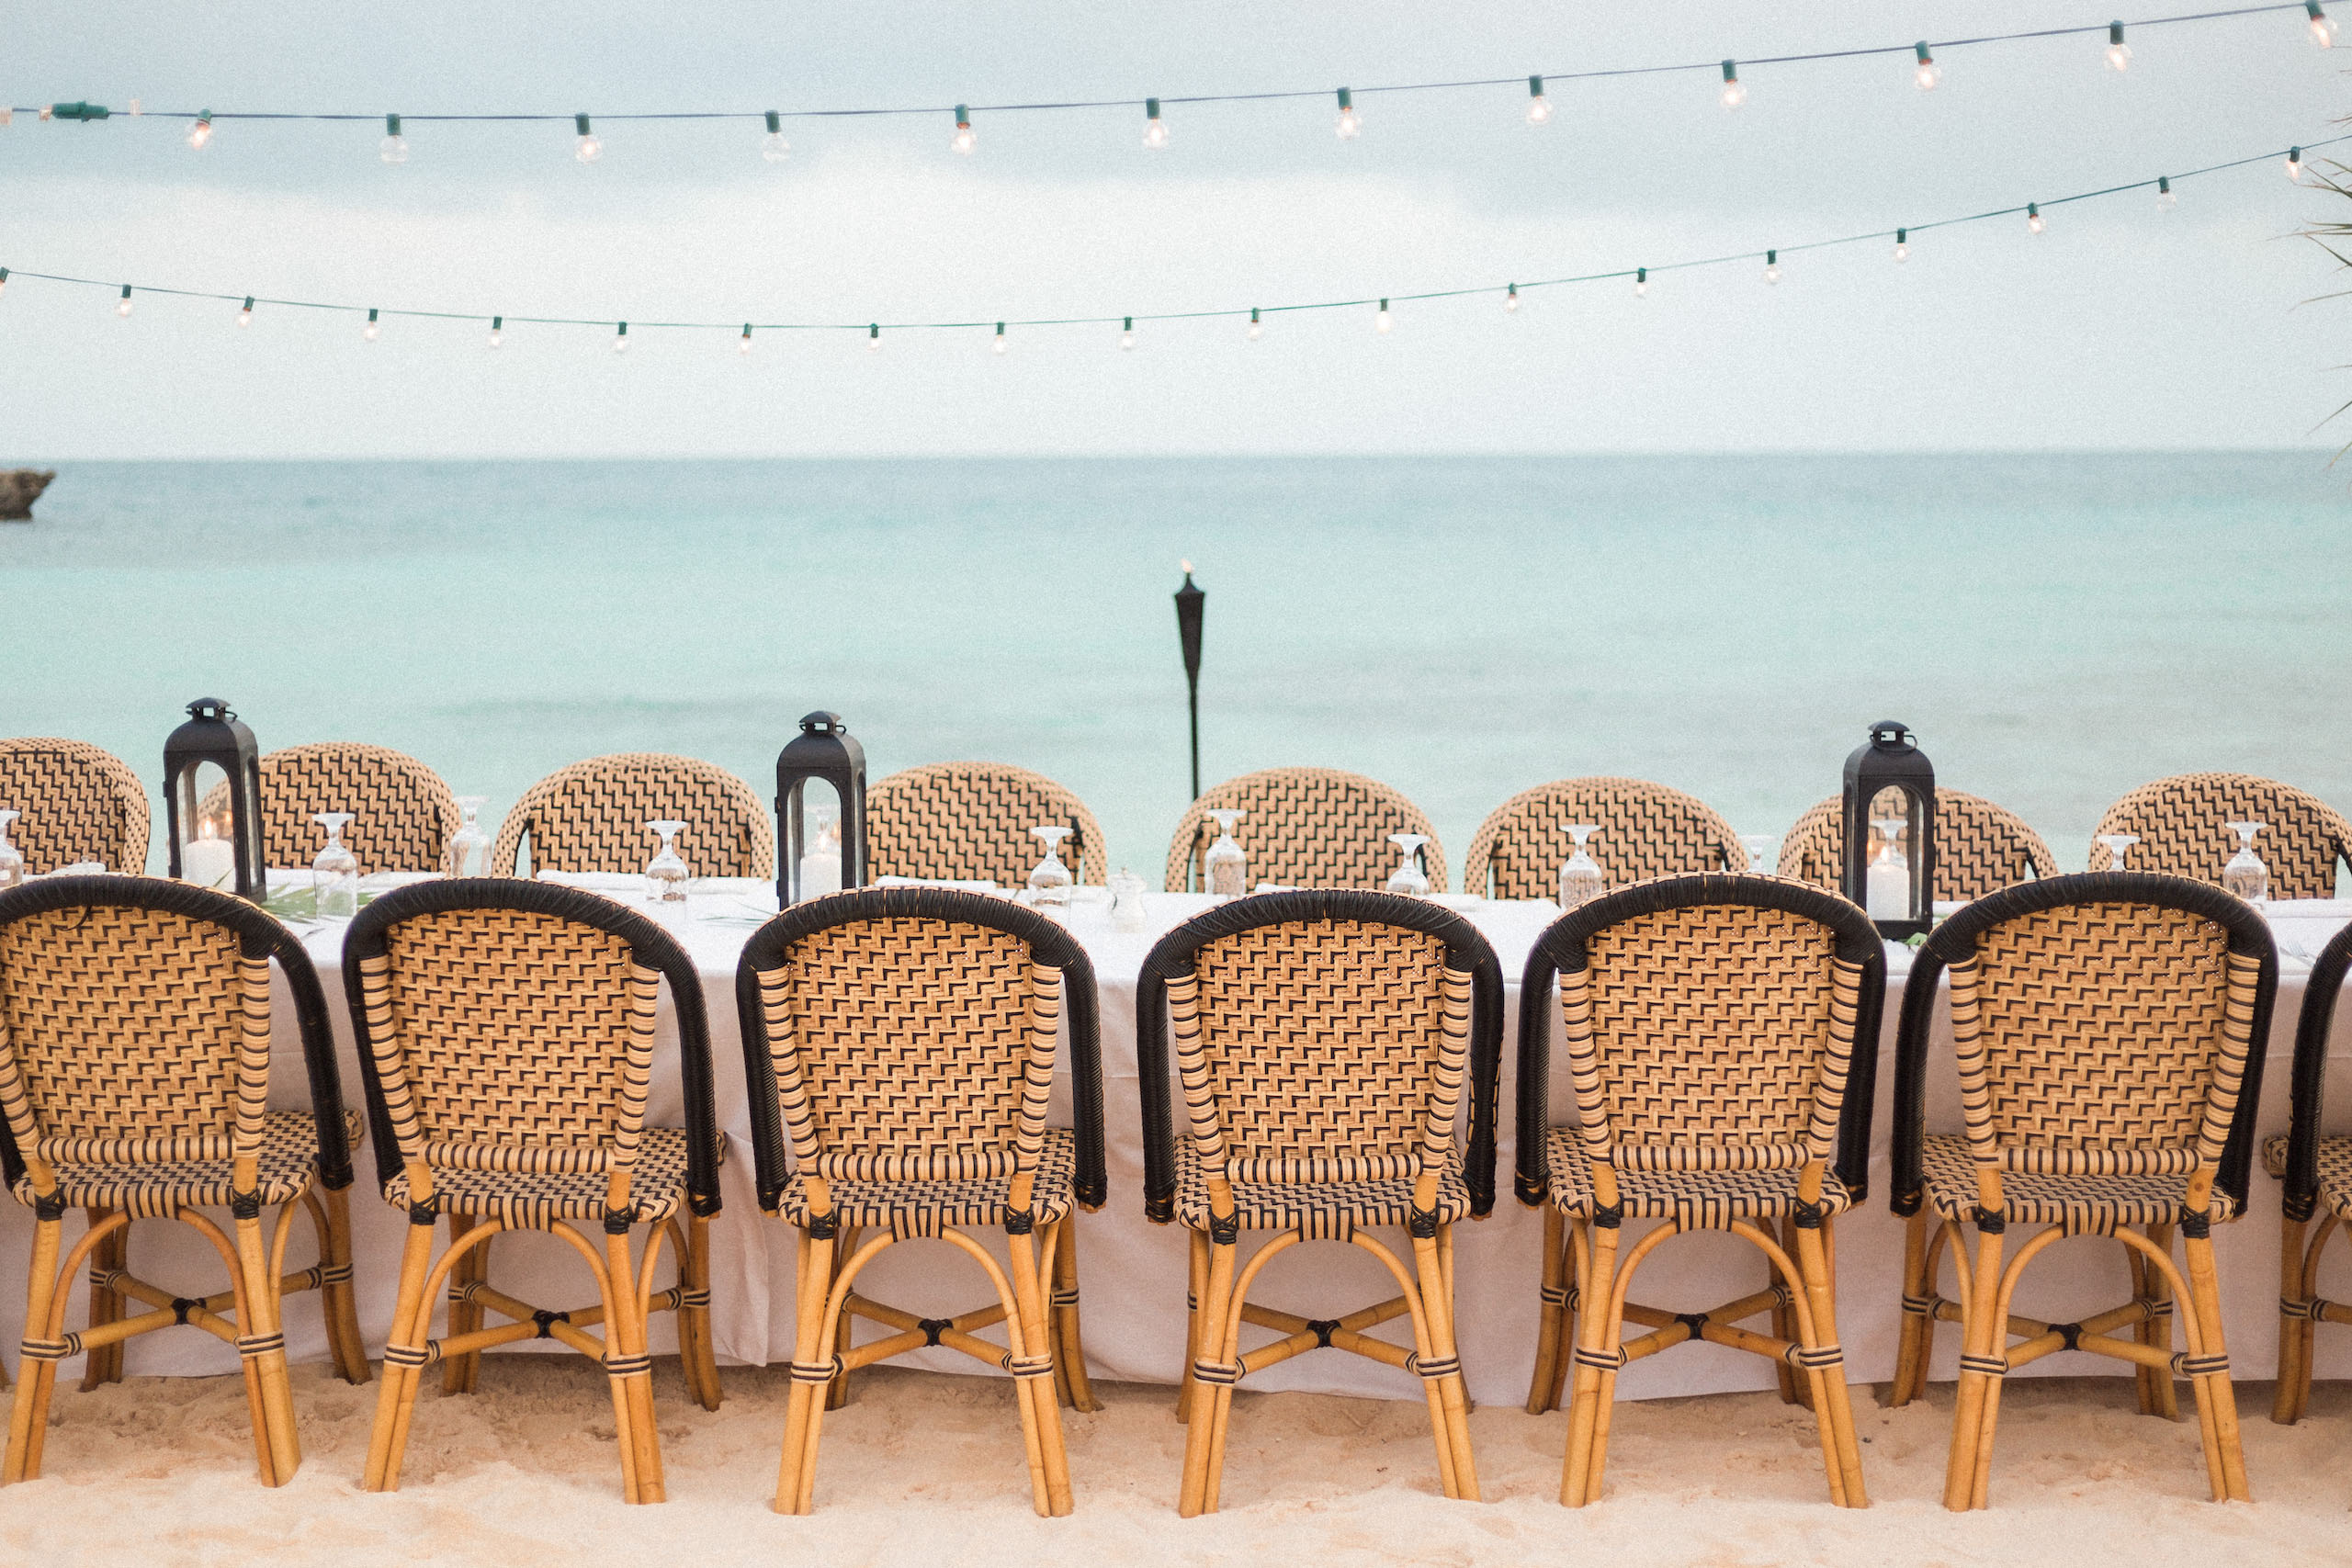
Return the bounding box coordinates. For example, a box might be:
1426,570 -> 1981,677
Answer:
1,1 -> 2344,456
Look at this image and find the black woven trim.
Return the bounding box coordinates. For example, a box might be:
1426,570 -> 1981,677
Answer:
1675,1312 -> 1710,1340
1003,1206 -> 1035,1236
173,1296 -> 198,1325
1590,1202 -> 1623,1230
1307,1318 -> 1340,1348
1407,1204 -> 1441,1239
2180,1207 -> 2212,1239
1208,1213 -> 1239,1246
229,1189 -> 263,1221
1890,1187 -> 1923,1218
2284,1190 -> 2319,1224
1513,950 -> 1558,1210
2053,1321 -> 2083,1352
1790,1198 -> 1828,1230
2282,922 -> 2352,1216
689,1189 -> 722,1218
806,1213 -> 839,1241
920,1317 -> 952,1347
532,1308 -> 570,1338
1145,1195 -> 1174,1224
407,1198 -> 439,1225
1973,1206 -> 2007,1235
602,1206 -> 636,1235
32,1191 -> 67,1222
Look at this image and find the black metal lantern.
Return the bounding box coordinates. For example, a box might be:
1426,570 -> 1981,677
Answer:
163,696 -> 266,899
775,711 -> 866,908
1841,719 -> 1936,940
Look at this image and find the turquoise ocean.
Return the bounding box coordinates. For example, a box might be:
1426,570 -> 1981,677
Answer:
3,452 -> 2346,883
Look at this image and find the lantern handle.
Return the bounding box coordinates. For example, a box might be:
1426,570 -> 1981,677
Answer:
187,696 -> 234,721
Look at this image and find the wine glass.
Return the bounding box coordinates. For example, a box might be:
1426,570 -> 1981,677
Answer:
1866,818 -> 1910,919
1109,867 -> 1148,932
312,813 -> 359,919
1558,823 -> 1604,909
2223,822 -> 2269,903
445,795 -> 492,878
2095,832 -> 2140,874
1204,809 -> 1248,897
644,820 -> 690,904
1028,825 -> 1075,906
0,808 -> 22,890
1740,833 -> 1777,878
1385,832 -> 1431,897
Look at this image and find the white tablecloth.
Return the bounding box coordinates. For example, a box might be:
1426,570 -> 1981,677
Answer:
6,886 -> 2350,1408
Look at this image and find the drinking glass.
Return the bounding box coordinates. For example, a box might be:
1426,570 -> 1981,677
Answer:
0,809 -> 22,890
1028,825 -> 1075,906
644,820 -> 690,904
2095,832 -> 2140,874
2223,822 -> 2269,903
312,813 -> 359,919
1740,833 -> 1777,877
445,795 -> 492,878
1866,818 -> 1909,919
1558,823 -> 1604,909
1385,832 -> 1431,897
1204,809 -> 1248,897
1109,867 -> 1148,933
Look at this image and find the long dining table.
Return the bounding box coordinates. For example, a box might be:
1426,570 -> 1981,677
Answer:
6,876 -> 2350,1411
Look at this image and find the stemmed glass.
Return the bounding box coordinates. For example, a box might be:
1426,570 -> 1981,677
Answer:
445,795 -> 492,878
0,809 -> 22,890
1385,832 -> 1431,897
1866,818 -> 1909,919
644,820 -> 690,905
2096,832 -> 2140,874
1741,833 -> 1777,878
312,813 -> 359,919
1027,825 -> 1075,906
1558,823 -> 1604,909
1109,867 -> 1148,933
2223,822 -> 2269,902
1204,809 -> 1248,896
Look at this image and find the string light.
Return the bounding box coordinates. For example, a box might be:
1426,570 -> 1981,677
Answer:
952,105 -> 976,154
2312,0 -> 2338,46
187,109 -> 212,150
2288,145 -> 2306,180
1376,298 -> 1393,333
993,321 -> 1007,354
0,268 -> 9,299
1526,75 -> 1553,124
867,322 -> 880,352
116,285 -> 132,318
763,111 -> 790,162
2028,200 -> 2046,232
1720,61 -> 1746,108
2158,174 -> 2177,208
129,100 -> 140,117
1143,97 -> 1168,149
2107,20 -> 2133,69
1894,228 -> 1909,261
1247,306 -> 1262,341
380,114 -> 407,164
1915,42 -> 1941,90
574,114 -> 601,162
1505,282 -> 1521,312
1120,315 -> 1135,350
236,296 -> 254,328
488,315 -> 503,348
363,307 -> 379,341
1335,87 -> 1361,139
739,322 -> 752,355
1763,249 -> 1781,284
1634,266 -> 1647,298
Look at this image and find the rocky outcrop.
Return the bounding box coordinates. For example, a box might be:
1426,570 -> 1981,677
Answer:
0,470 -> 55,521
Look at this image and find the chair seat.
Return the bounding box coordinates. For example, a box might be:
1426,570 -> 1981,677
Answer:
2264,1133 -> 2352,1220
1543,1128 -> 1854,1227
13,1110 -> 361,1221
382,1126 -> 723,1228
1174,1140 -> 1473,1240
776,1127 -> 1076,1238
1921,1134 -> 2238,1229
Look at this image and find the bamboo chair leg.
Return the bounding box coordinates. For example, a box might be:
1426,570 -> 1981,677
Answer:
1770,1213 -> 1803,1407
232,1207 -> 302,1485
80,1210 -> 127,1391
4,1210 -> 67,1484
605,1228 -> 664,1505
1177,1229 -> 1207,1425
1414,1225 -> 1478,1502
2275,1212 -> 2309,1425
2142,1223 -> 2179,1422
2286,1216 -> 2336,1426
775,1227 -> 833,1516
1178,1233 -> 1238,1517
825,1224 -> 860,1413
363,1209 -> 440,1494
682,1213 -> 721,1412
1942,1224 -> 2006,1512
2123,1237 -> 2158,1416
1560,1220 -> 1622,1507
2180,1230 -> 2251,1503
316,1186 -> 369,1385
1052,1215 -> 1101,1414
1007,1222 -> 1075,1517
1890,1211 -> 1932,1409
1794,1219 -> 1868,1508
442,1213 -> 485,1395
1547,1222 -> 1588,1415
1527,1204 -> 1569,1415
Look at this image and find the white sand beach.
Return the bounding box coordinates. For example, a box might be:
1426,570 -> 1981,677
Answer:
6,1361 -> 2349,1567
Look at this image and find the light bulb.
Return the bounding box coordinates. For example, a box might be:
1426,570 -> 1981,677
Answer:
763,111 -> 790,163
2027,203 -> 2046,234
236,297 -> 253,329
1335,87 -> 1360,139
0,270 -> 9,299
2312,0 -> 2338,46
993,322 -> 1008,354
574,114 -> 601,163
867,324 -> 880,353
1247,308 -> 1262,341
2157,175 -> 2177,210
2107,22 -> 2132,71
1894,230 -> 1909,262
488,315 -> 503,348
1143,97 -> 1168,150
2288,149 -> 2306,182
1526,75 -> 1552,125
1375,299 -> 1392,333
952,104 -> 976,154
116,287 -> 132,318
1719,62 -> 1745,109
740,325 -> 752,355
1915,43 -> 1939,90
380,114 -> 408,164
187,110 -> 212,150
363,309 -> 380,342
1120,316 -> 1136,350
1504,284 -> 1521,312
1634,267 -> 1647,298
1763,252 -> 1781,285
613,324 -> 628,354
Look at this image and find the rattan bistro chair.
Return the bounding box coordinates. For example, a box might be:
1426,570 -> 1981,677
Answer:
1137,891 -> 1502,1516
737,888 -> 1103,1517
1885,874 -> 2276,1510
2267,919 -> 2352,1428
1464,777 -> 1747,899
1780,788 -> 2057,900
1165,767 -> 1446,894
867,761 -> 1110,887
0,875 -> 368,1487
492,752 -> 775,879
2090,773 -> 2352,896
0,738 -> 150,873
1516,874 -> 1883,1508
201,741 -> 458,874
345,880 -> 724,1505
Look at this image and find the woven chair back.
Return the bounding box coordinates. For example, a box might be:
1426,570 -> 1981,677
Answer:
198,741 -> 458,875
1892,874 -> 2277,1213
736,887 -> 1104,1206
492,752 -> 775,879
345,881 -> 716,1199
866,761 -> 1109,887
1463,776 -> 1745,899
0,738 -> 150,874
0,877 -> 343,1182
1515,876 -> 1884,1198
1778,787 -> 2055,902
1136,891 -> 1504,1211
2089,772 -> 2350,898
1164,767 -> 1446,894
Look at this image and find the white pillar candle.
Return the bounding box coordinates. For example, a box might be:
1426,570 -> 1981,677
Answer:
1866,859 -> 1909,919
182,833 -> 236,890
798,850 -> 842,897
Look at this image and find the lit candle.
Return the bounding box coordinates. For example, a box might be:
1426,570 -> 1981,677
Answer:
798,848 -> 842,897
1866,857 -> 1908,919
182,819 -> 236,889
